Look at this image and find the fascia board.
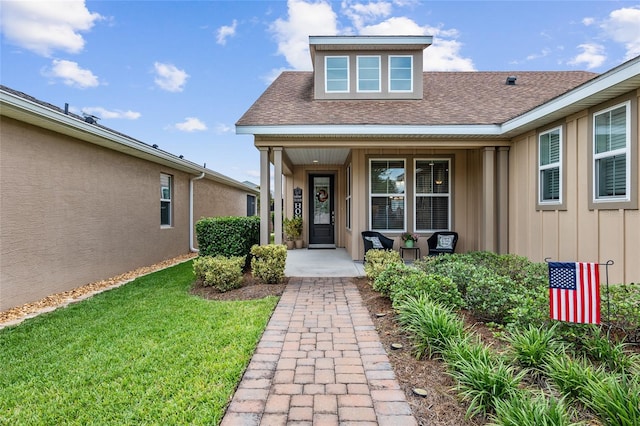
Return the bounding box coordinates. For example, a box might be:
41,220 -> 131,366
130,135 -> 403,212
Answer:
503,57 -> 640,134
1,89 -> 257,194
309,35 -> 433,46
236,124 -> 502,136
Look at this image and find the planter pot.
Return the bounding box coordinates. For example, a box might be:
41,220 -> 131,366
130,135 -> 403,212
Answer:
404,239 -> 414,248
295,239 -> 304,249
285,240 -> 295,250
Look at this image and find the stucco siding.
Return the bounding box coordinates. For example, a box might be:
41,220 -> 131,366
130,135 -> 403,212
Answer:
508,91 -> 640,283
0,117 -> 252,310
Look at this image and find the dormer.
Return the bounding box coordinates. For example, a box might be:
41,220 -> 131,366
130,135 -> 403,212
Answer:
309,35 -> 432,100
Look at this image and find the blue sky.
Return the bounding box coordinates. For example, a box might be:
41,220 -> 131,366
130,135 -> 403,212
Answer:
2,1 -> 640,185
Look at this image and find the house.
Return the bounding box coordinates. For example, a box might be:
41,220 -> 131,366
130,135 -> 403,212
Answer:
0,85 -> 258,311
236,35 -> 640,284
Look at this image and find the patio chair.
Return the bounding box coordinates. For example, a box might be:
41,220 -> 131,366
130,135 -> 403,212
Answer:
427,232 -> 458,256
362,231 -> 394,255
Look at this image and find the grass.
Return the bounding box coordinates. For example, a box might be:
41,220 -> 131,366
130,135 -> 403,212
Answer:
0,260 -> 278,425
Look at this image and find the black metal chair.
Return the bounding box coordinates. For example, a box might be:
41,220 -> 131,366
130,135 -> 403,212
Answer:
427,232 -> 458,256
361,231 -> 394,255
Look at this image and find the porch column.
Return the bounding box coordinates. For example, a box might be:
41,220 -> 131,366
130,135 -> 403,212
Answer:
482,147 -> 497,252
273,147 -> 283,245
259,147 -> 270,245
497,147 -> 509,254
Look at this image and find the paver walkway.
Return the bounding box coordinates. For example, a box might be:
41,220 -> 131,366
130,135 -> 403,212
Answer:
220,277 -> 417,426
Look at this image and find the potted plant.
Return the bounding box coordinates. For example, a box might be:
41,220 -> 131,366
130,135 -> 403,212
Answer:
401,232 -> 419,248
283,217 -> 297,249
291,216 -> 303,249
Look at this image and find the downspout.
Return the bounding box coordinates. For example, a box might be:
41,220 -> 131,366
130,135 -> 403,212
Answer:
190,172 -> 206,252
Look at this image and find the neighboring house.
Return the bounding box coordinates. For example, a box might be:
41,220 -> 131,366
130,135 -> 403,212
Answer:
0,85 -> 258,311
237,35 -> 640,284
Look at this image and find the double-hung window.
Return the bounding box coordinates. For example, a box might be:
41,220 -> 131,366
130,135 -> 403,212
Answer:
357,56 -> 380,92
370,160 -> 405,230
538,127 -> 562,205
593,102 -> 630,202
389,56 -> 412,92
160,173 -> 172,227
325,56 -> 349,92
415,159 -> 450,231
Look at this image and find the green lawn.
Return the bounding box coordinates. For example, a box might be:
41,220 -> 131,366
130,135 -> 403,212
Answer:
0,260 -> 278,425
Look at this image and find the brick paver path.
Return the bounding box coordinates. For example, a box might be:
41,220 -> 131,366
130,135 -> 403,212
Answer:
220,277 -> 417,426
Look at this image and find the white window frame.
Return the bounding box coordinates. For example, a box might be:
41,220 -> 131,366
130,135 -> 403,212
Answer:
325,56 -> 349,93
161,173 -> 172,227
414,159 -> 451,232
357,55 -> 381,93
369,159 -> 406,231
592,101 -> 630,203
389,55 -> 413,92
538,126 -> 563,205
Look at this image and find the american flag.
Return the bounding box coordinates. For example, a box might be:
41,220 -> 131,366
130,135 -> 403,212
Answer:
548,262 -> 601,324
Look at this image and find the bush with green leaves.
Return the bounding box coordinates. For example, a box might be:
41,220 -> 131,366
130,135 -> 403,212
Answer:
364,249 -> 402,281
192,255 -> 245,292
250,244 -> 287,284
504,324 -> 564,374
372,262 -> 420,296
389,271 -> 464,311
195,216 -> 260,263
414,254 -> 478,297
580,372 -> 640,426
446,345 -> 525,418
465,272 -> 517,323
488,392 -> 580,426
605,282 -> 640,330
395,294 -> 465,359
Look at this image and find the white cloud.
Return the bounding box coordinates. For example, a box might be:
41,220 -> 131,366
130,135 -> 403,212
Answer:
82,106 -> 141,120
0,0 -> 101,57
582,17 -> 595,26
153,62 -> 189,92
43,59 -> 100,88
269,0 -> 339,71
215,123 -> 233,134
175,117 -> 207,132
217,19 -> 238,45
601,6 -> 640,60
568,43 -> 606,69
268,1 -> 474,73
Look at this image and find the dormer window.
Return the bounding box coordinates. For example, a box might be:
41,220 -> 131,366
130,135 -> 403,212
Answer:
357,56 -> 381,92
390,56 -> 413,92
325,56 -> 349,92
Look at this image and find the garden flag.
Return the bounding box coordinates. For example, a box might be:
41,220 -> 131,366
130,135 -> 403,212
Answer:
548,262 -> 601,324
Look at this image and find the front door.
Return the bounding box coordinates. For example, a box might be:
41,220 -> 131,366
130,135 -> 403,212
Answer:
309,174 -> 334,246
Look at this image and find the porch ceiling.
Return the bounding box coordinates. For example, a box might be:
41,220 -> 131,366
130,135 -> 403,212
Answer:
285,147 -> 351,165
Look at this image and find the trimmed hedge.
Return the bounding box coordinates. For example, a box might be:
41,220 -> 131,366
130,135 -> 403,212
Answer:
195,216 -> 260,263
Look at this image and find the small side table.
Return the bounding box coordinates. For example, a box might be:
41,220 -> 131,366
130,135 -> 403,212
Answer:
400,246 -> 421,261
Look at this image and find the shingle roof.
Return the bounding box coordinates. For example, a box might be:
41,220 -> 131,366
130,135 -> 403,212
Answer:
236,71 -> 598,127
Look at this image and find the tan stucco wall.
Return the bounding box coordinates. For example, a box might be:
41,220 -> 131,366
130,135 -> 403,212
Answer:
508,90 -> 640,284
0,117 -> 251,310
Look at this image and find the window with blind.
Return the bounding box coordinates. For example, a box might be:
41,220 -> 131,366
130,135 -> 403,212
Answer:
160,173 -> 172,226
357,56 -> 381,92
326,56 -> 349,92
539,127 -> 562,204
389,56 -> 412,92
593,102 -> 629,201
415,159 -> 450,231
370,159 -> 405,230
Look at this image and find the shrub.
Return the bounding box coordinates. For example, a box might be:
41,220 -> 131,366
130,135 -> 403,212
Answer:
414,254 -> 477,297
447,348 -> 525,418
465,272 -> 516,323
488,392 -> 580,426
372,262 -> 419,296
605,282 -> 640,331
574,327 -> 639,374
580,372 -> 640,426
193,255 -> 245,292
195,216 -> 260,262
543,354 -> 607,400
250,244 -> 287,284
504,324 -> 564,374
364,249 -> 402,281
395,294 -> 465,359
389,271 -> 464,310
